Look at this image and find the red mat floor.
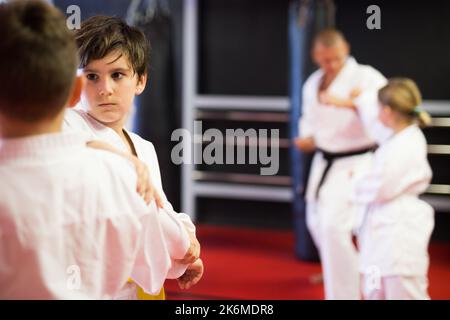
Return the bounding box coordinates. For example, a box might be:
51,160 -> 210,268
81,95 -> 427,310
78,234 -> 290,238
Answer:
165,224 -> 450,300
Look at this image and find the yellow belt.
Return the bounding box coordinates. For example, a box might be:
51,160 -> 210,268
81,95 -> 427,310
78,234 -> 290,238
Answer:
128,278 -> 165,300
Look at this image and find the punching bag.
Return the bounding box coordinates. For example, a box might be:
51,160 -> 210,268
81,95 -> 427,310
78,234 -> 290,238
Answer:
289,0 -> 335,262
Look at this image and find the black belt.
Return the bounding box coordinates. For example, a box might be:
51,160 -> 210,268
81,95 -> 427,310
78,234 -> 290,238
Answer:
314,145 -> 377,199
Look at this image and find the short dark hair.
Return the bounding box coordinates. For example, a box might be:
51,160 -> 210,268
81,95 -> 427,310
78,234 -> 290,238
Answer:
0,0 -> 78,121
75,16 -> 150,78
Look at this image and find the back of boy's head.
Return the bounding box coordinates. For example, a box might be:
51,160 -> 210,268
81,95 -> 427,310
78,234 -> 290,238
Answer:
75,16 -> 150,78
0,0 -> 78,122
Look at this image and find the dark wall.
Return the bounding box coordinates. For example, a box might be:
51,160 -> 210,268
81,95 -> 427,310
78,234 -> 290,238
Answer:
198,0 -> 290,96
335,0 -> 450,100
54,0 -> 130,19
198,0 -> 450,99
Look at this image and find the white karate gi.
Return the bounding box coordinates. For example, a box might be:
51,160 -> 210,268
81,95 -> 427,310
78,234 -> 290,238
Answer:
63,108 -> 196,234
63,108 -> 195,298
0,132 -> 189,299
299,56 -> 386,299
353,124 -> 434,300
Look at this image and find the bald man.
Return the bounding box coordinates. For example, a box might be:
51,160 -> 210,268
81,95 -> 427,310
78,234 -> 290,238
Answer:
295,29 -> 386,300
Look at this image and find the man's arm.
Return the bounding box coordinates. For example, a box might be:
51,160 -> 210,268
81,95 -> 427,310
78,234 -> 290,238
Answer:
294,136 -> 316,153
295,80 -> 317,153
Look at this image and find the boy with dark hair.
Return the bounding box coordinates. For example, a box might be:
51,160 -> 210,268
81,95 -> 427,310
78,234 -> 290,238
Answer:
63,15 -> 201,299
0,0 -> 200,299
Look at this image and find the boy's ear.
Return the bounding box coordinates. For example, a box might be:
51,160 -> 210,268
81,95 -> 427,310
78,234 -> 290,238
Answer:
67,75 -> 84,108
345,41 -> 351,55
135,73 -> 147,95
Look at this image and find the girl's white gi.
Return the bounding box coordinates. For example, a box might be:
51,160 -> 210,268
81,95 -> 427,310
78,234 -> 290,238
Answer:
353,124 -> 434,299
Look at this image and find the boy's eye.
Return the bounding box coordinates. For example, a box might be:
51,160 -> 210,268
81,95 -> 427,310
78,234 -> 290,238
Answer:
111,72 -> 124,80
86,73 -> 98,81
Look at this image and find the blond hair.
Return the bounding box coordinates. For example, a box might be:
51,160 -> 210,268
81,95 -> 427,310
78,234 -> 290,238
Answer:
378,78 -> 432,128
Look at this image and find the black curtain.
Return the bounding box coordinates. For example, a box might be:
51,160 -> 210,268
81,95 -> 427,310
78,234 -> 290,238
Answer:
131,0 -> 183,211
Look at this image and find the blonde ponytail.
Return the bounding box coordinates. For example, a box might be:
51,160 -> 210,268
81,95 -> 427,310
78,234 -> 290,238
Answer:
417,109 -> 432,128
378,78 -> 432,128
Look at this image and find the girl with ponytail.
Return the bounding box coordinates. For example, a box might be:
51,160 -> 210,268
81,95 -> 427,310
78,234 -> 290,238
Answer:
377,78 -> 432,129
352,78 -> 435,299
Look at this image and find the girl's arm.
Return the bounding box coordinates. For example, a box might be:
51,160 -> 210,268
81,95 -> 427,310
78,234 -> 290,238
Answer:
319,88 -> 361,111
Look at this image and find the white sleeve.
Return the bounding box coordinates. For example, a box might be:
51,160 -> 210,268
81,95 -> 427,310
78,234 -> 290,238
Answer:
156,206 -> 190,260
355,90 -> 393,145
352,145 -> 431,204
298,79 -> 316,138
62,108 -> 97,140
353,70 -> 392,145
147,143 -> 196,234
131,203 -> 190,292
101,155 -> 189,294
158,206 -> 192,279
162,202 -> 196,234
139,142 -> 195,282
359,67 -> 387,92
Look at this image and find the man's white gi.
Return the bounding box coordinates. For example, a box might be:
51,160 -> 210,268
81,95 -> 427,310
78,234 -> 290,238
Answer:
299,56 -> 386,299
